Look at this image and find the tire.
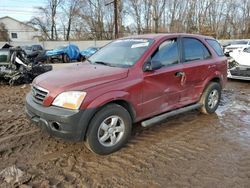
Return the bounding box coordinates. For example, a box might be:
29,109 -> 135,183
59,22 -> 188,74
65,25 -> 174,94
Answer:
45,57 -> 51,64
62,54 -> 70,63
199,82 -> 222,114
85,104 -> 132,155
80,55 -> 86,62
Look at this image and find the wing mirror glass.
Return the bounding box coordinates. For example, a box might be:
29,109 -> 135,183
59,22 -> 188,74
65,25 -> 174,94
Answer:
143,59 -> 163,72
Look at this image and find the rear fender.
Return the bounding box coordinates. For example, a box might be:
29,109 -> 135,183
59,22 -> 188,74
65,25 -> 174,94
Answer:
199,71 -> 224,99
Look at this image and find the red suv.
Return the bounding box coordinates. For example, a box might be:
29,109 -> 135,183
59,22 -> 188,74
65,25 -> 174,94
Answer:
26,34 -> 227,154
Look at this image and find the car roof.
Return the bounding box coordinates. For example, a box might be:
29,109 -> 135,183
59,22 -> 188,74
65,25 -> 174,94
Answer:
122,33 -> 215,41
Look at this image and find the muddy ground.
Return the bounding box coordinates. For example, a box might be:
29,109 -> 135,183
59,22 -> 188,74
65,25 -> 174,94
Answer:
0,79 -> 249,188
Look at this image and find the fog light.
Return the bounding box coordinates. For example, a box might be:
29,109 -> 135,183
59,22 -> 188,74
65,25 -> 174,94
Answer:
51,122 -> 60,131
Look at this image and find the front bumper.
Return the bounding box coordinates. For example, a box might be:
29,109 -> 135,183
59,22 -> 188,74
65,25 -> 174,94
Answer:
228,66 -> 250,81
25,92 -> 97,141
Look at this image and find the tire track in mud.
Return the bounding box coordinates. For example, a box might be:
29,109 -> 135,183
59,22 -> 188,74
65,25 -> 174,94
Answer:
1,82 -> 250,187
0,129 -> 39,144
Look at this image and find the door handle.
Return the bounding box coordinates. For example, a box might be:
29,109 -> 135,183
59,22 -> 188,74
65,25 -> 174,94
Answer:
175,71 -> 185,77
175,71 -> 186,85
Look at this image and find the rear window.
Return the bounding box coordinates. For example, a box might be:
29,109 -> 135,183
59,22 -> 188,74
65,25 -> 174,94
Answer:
206,39 -> 224,56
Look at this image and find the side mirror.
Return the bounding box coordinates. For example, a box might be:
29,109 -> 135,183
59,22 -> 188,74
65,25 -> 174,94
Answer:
143,60 -> 162,72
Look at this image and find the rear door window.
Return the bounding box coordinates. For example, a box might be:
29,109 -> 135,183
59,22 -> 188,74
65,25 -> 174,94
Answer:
182,38 -> 211,62
206,39 -> 224,56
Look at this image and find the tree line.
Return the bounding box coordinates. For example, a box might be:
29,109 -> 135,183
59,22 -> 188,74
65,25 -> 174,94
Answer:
24,0 -> 250,40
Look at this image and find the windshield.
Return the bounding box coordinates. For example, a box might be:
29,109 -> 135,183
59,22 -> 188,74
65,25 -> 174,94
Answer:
89,38 -> 154,67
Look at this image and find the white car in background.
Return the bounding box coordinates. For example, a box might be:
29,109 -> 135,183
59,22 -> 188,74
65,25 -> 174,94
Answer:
224,40 -> 250,56
228,47 -> 250,80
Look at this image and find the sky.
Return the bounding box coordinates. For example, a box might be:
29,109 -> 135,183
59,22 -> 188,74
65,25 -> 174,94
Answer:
0,0 -> 46,21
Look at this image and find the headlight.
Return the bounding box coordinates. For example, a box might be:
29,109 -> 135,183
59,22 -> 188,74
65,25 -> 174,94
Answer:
52,91 -> 86,110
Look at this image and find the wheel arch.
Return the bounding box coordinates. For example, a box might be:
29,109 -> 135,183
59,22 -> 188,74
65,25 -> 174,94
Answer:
104,99 -> 136,122
199,76 -> 222,102
82,99 -> 136,141
209,77 -> 221,85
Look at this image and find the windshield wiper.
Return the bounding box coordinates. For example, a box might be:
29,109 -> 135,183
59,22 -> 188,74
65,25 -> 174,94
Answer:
94,61 -> 114,67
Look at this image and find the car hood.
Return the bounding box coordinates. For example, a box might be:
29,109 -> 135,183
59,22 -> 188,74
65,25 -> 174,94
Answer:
33,62 -> 129,93
230,52 -> 250,66
226,44 -> 249,49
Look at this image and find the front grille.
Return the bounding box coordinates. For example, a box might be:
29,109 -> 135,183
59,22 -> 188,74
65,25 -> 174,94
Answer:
32,85 -> 48,104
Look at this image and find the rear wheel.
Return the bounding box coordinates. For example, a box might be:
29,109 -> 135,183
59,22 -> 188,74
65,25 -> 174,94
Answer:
199,82 -> 222,114
85,104 -> 132,155
62,54 -> 70,63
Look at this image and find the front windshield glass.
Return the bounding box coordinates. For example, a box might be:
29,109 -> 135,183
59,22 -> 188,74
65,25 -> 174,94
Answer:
89,38 -> 154,67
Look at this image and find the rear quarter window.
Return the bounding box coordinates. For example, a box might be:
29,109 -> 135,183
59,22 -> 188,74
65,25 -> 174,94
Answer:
206,39 -> 224,56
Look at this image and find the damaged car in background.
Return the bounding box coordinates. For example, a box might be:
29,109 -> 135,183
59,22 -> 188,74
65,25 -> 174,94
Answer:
224,40 -> 250,56
0,46 -> 52,85
46,44 -> 81,63
21,45 -> 48,64
21,44 -> 44,55
80,47 -> 99,61
228,47 -> 250,80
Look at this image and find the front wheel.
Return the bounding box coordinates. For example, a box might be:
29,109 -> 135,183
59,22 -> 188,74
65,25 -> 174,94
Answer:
199,82 -> 222,114
85,104 -> 132,155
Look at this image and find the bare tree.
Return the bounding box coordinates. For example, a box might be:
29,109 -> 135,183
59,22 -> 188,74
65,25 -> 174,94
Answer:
30,0 -> 63,40
0,23 -> 9,41
61,0 -> 81,40
29,0 -> 250,40
152,0 -> 166,33
129,0 -> 143,34
49,0 -> 63,40
29,16 -> 51,40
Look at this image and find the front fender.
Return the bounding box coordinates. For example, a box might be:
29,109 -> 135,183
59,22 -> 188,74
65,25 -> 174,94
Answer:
85,91 -> 131,109
78,91 -> 134,140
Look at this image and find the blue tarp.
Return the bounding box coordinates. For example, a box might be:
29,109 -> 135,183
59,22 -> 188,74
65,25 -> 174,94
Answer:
80,47 -> 99,57
46,44 -> 80,60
